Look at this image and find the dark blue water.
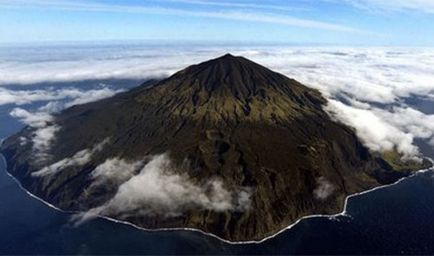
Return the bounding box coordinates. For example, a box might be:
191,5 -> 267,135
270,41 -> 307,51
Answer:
2,81 -> 434,255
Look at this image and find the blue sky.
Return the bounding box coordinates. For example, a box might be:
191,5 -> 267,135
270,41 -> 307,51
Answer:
0,0 -> 433,46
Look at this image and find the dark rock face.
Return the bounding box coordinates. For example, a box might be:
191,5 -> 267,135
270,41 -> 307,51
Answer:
1,54 -> 430,242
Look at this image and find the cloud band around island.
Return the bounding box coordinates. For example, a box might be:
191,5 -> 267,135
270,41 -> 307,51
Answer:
4,46 -> 434,159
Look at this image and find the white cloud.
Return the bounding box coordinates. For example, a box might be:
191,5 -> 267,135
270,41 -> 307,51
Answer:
313,176 -> 335,200
32,138 -> 109,177
241,48 -> 434,159
3,47 -> 434,104
10,108 -> 60,160
0,87 -> 59,105
5,85 -> 121,164
31,125 -> 61,160
4,84 -> 122,165
244,48 -> 434,104
374,107 -> 434,140
0,0 -> 358,33
32,148 -> 93,177
62,87 -> 123,106
204,11 -> 358,32
160,0 -> 303,12
0,86 -> 123,106
88,157 -> 144,189
325,100 -> 420,159
325,95 -> 434,160
10,107 -> 53,128
342,0 -> 434,13
0,46 -> 196,85
75,154 -> 252,223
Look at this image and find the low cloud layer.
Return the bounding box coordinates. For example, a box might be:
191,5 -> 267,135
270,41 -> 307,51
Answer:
75,154 -> 252,223
10,108 -> 53,128
32,138 -> 109,177
3,46 -> 434,104
313,176 -> 335,200
5,84 -> 123,162
0,45 -> 214,85
10,108 -> 60,160
0,86 -> 123,107
325,100 -> 420,159
90,157 -> 144,183
4,46 -> 434,172
244,47 -> 434,159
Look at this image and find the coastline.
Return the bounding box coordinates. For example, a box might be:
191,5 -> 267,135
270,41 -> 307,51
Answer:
1,153 -> 432,245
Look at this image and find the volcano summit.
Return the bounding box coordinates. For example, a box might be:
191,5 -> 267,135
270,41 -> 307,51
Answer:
1,54 -> 430,242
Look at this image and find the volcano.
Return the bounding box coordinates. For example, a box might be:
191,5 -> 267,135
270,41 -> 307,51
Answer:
1,54 -> 429,242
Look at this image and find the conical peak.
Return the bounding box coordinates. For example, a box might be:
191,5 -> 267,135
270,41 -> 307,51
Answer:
176,54 -> 267,92
197,53 -> 246,68
136,53 -> 326,123
222,53 -> 234,57
158,53 -> 299,100
215,53 -> 238,60
177,53 -> 276,83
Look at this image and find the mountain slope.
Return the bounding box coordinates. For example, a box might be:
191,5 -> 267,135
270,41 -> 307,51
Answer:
1,54 -> 430,242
